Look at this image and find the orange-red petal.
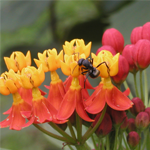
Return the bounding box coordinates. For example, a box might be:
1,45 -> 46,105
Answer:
106,86 -> 133,111
57,88 -> 76,120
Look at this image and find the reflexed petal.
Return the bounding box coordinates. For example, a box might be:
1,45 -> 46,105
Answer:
85,87 -> 106,114
47,81 -> 65,110
76,90 -> 94,122
64,76 -> 73,91
57,89 -> 76,120
3,107 -> 12,114
106,86 -> 133,111
123,88 -> 130,96
18,88 -> 32,105
32,98 -> 52,123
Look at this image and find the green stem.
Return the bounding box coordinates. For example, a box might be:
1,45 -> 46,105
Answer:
113,126 -> 119,150
91,134 -> 98,150
106,135 -> 110,150
49,122 -> 76,144
76,112 -> 82,142
101,138 -> 105,150
133,73 -> 139,97
68,145 -> 74,150
141,128 -> 149,150
81,104 -> 107,144
123,80 -> 133,99
33,124 -> 71,143
122,133 -> 130,150
118,131 -> 123,150
67,120 -> 76,140
75,142 -> 91,150
144,70 -> 148,107
140,70 -> 144,102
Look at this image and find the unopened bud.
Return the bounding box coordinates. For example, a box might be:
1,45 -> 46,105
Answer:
130,97 -> 145,116
127,118 -> 136,132
127,131 -> 140,149
130,26 -> 143,44
102,28 -> 124,53
96,45 -> 116,56
142,22 -> 150,41
135,112 -> 149,130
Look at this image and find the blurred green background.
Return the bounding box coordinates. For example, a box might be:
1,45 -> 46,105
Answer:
0,0 -> 150,150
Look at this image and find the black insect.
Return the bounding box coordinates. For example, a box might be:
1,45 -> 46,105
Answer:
77,58 -> 109,88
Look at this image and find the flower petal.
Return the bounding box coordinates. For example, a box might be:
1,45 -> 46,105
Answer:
76,90 -> 94,122
85,85 -> 106,114
57,89 -> 76,120
106,86 -> 133,111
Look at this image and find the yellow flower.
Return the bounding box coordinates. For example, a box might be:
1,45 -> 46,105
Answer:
0,69 -> 21,95
34,48 -> 63,72
4,51 -> 31,72
61,53 -> 86,77
63,39 -> 91,58
18,65 -> 45,89
91,50 -> 120,78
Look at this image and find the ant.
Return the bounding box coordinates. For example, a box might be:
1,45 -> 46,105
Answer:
76,58 -> 110,88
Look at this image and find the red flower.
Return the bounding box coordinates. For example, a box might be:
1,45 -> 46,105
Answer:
57,77 -> 94,122
142,22 -> 150,41
0,92 -> 31,130
85,78 -> 133,114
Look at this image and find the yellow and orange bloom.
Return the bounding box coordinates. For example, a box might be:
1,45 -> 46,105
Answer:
91,50 -> 120,78
63,39 -> 91,58
0,69 -> 21,95
18,65 -> 45,89
57,77 -> 94,122
0,92 -> 31,130
4,51 -> 31,72
34,48 -> 63,72
22,87 -> 66,128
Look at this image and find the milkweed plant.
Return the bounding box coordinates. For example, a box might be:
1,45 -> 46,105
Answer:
0,22 -> 150,150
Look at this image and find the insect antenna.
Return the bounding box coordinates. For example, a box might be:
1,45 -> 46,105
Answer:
96,61 -> 110,76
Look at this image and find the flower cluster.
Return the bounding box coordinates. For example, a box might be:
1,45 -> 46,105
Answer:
0,23 -> 150,150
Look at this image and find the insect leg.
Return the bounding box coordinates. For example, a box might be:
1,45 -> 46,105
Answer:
96,62 -> 110,76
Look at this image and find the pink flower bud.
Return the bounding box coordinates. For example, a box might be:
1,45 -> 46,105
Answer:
133,39 -> 150,69
135,112 -> 149,129
127,131 -> 140,149
145,107 -> 150,123
110,109 -> 127,126
102,28 -> 124,53
130,26 -> 143,44
112,55 -> 129,84
122,44 -> 139,73
142,22 -> 150,41
127,118 -> 136,132
96,45 -> 116,56
93,113 -> 112,137
130,97 -> 145,116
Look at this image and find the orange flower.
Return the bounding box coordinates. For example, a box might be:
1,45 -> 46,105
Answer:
4,51 -> 31,72
0,69 -> 21,95
63,39 -> 91,58
22,87 -> 66,128
0,92 -> 31,130
34,48 -> 63,72
85,78 -> 133,114
57,77 -> 94,122
92,50 -> 120,78
18,65 -> 45,89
